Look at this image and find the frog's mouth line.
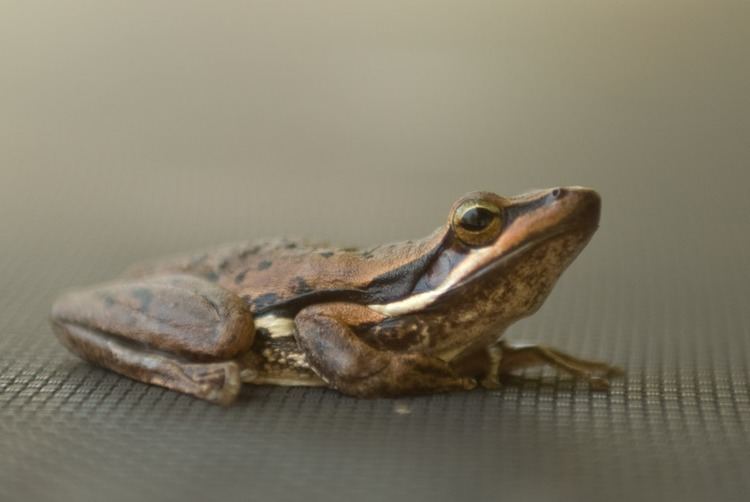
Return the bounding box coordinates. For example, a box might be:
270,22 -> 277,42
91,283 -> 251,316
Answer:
445,219 -> 597,296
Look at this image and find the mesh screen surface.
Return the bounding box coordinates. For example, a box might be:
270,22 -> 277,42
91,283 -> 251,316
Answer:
1,3 -> 749,501
2,165 -> 748,502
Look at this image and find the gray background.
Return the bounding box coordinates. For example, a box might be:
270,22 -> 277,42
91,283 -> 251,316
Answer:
1,2 -> 749,501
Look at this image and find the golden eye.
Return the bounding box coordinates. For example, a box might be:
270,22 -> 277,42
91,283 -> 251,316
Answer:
452,200 -> 503,246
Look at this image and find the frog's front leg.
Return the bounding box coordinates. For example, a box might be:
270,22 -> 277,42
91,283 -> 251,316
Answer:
294,303 -> 476,397
453,341 -> 622,390
50,274 -> 255,405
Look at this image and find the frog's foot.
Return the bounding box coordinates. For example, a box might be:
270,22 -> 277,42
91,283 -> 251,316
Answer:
50,274 -> 254,405
52,322 -> 243,405
493,341 -> 623,390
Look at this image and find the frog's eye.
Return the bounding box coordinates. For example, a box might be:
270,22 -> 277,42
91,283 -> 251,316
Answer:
452,200 -> 503,246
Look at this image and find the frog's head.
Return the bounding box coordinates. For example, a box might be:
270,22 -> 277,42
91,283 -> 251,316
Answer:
369,187 -> 601,357
439,186 -> 601,304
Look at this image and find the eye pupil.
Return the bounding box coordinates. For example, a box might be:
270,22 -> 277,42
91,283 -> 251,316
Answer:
460,207 -> 495,231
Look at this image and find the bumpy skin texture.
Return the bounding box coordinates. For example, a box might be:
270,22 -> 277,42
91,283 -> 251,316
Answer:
50,187 -> 620,404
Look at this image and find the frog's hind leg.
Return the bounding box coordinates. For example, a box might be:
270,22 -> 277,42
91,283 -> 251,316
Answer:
50,274 -> 255,405
55,323 -> 243,405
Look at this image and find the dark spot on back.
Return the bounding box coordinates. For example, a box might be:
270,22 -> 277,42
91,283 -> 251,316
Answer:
239,246 -> 261,259
258,260 -> 272,270
235,269 -> 248,284
291,276 -> 313,294
203,271 -> 219,282
131,288 -> 153,311
284,242 -> 298,249
319,251 -> 334,258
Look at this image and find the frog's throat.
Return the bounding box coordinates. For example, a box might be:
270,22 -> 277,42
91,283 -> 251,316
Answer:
367,222 -> 590,318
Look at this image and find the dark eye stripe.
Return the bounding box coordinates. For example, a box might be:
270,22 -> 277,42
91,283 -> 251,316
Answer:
460,207 -> 496,231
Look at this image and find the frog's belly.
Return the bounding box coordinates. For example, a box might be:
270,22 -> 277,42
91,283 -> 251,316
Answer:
239,315 -> 325,387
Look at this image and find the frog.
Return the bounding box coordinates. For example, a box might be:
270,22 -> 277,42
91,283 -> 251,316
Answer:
50,186 -> 620,405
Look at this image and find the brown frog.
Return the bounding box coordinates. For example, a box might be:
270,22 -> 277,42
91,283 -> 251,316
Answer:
50,187 -> 620,405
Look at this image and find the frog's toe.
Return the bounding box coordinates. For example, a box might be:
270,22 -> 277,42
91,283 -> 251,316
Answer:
457,377 -> 477,390
586,375 -> 611,391
182,361 -> 241,406
604,365 -> 626,378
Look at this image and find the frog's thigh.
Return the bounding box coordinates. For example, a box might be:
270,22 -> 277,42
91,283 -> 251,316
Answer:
52,274 -> 254,359
51,274 -> 255,404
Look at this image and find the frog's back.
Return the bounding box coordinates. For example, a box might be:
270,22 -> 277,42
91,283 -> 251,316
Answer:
122,234 -> 444,314
123,238 -> 338,310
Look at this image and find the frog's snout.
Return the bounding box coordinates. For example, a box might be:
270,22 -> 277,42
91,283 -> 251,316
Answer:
547,186 -> 601,228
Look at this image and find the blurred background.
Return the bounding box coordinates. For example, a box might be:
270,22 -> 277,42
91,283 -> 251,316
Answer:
1,2 -> 748,501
